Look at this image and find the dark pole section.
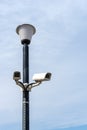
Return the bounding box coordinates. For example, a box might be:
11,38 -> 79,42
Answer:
22,43 -> 29,130
22,91 -> 29,130
23,44 -> 29,83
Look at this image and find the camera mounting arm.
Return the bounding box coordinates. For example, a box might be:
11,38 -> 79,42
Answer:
15,80 -> 25,90
14,80 -> 42,91
26,81 -> 42,91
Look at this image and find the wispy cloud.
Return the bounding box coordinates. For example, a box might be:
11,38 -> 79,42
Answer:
0,0 -> 87,129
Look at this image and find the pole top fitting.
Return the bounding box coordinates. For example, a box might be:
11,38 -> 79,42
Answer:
16,24 -> 36,45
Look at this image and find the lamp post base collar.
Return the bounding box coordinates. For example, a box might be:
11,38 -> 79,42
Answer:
21,39 -> 30,44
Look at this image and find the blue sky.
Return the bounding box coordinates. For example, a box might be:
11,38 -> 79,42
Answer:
0,0 -> 87,130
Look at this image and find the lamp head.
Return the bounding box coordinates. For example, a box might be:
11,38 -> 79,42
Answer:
16,24 -> 36,44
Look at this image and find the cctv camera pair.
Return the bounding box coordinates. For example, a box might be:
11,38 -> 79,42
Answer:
13,71 -> 51,82
13,72 -> 51,91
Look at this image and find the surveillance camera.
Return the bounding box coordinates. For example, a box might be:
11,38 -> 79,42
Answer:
32,72 -> 52,82
13,71 -> 21,81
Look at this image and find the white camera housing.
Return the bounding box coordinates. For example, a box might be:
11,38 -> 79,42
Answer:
13,71 -> 21,81
32,72 -> 52,82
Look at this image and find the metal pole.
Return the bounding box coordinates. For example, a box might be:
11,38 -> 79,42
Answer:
22,43 -> 29,130
23,44 -> 29,83
23,90 -> 29,130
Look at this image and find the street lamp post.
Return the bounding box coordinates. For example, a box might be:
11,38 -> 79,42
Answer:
16,24 -> 35,130
13,23 -> 52,130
